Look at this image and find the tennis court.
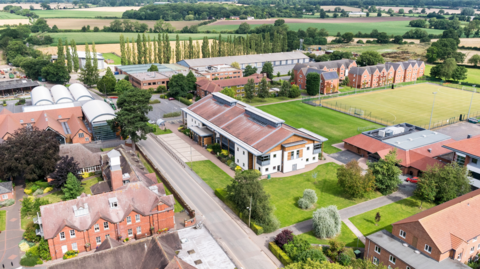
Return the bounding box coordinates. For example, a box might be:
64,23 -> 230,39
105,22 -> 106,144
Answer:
320,83 -> 480,128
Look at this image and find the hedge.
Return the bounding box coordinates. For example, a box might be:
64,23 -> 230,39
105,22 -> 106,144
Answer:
269,241 -> 293,266
179,97 -> 192,106
35,181 -> 50,188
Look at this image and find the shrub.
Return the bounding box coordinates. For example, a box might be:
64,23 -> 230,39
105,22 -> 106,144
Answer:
303,189 -> 318,204
19,242 -> 31,252
229,162 -> 236,170
275,229 -> 294,248
211,143 -> 221,154
23,222 -> 41,243
251,222 -> 264,235
235,166 -> 242,171
283,235 -> 311,261
34,181 -> 50,188
63,250 -> 78,260
43,187 -> 53,194
178,97 -> 192,106
312,205 -> 341,239
297,198 -> 311,209
20,255 -> 38,267
149,99 -> 160,104
186,93 -> 193,99
32,188 -> 44,196
356,40 -> 364,44
27,245 -> 39,257
163,111 -> 181,118
269,242 -> 293,266
30,185 -> 39,192
226,160 -> 233,166
24,189 -> 33,195
338,252 -> 352,266
297,248 -> 327,263
221,149 -> 228,156
258,212 -> 280,233
0,199 -> 14,207
38,238 -> 51,261
326,239 -> 345,262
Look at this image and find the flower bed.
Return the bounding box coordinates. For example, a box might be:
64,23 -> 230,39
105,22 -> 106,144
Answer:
63,250 -> 78,260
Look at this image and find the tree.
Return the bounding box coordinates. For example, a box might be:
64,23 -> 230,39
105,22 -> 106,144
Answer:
91,42 -> 99,82
147,64 -> 158,72
71,40 -> 79,73
48,156 -> 81,188
337,160 -> 375,198
279,80 -> 291,97
341,32 -> 354,43
168,73 -> 188,98
236,22 -> 250,34
375,212 -> 381,226
393,35 -> 403,44
452,66 -> 468,81
376,32 -> 389,43
352,258 -> 389,269
461,7 -> 475,16
283,235 -> 311,262
289,84 -> 301,98
79,43 -> 96,87
367,149 -> 402,195
274,229 -> 293,248
468,54 -> 480,66
312,205 -> 341,239
306,72 -> 320,96
231,61 -> 240,69
6,40 -> 28,63
107,89 -> 153,152
297,189 -> 317,209
41,63 -> 70,83
297,249 -> 327,263
186,71 -> 197,92
175,34 -> 181,62
439,58 -> 457,80
414,175 -> 437,209
220,87 -> 235,98
56,39 -> 65,66
20,58 -> 50,79
114,79 -> 134,95
62,173 -> 83,200
421,163 -> 470,204
244,65 -> 257,76
357,51 -> 384,66
261,62 -> 274,79
244,79 -> 255,101
65,42 -> 72,73
38,239 -> 51,261
257,78 -> 269,98
98,70 -> 116,94
0,127 -> 59,181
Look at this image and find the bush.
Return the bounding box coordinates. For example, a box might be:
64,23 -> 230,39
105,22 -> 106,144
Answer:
38,238 -> 51,261
211,143 -> 221,154
251,222 -> 264,235
186,93 -> 193,99
303,189 -> 318,204
297,248 -> 327,263
257,212 -> 280,233
178,97 -> 192,106
24,222 -> 41,243
0,199 -> 14,207
20,255 -> 38,267
163,111 -> 181,118
312,205 -> 341,239
43,187 -> 53,194
195,96 -> 201,101
283,235 -> 311,261
338,252 -> 352,266
63,250 -> 78,260
34,181 -> 50,188
149,99 -> 160,104
275,229 -> 294,248
326,239 -> 345,262
269,242 -> 293,266
297,198 -> 312,209
32,188 -> 44,196
356,40 -> 364,44
229,162 -> 236,170
24,189 -> 33,195
27,245 -> 39,257
30,185 -> 39,192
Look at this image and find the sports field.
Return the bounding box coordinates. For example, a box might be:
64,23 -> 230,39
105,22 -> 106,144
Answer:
321,83 -> 480,128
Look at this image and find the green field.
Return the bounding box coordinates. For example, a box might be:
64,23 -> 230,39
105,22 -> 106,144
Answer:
425,64 -> 480,85
188,160 -> 232,190
32,10 -> 123,18
258,101 -> 382,154
0,12 -> 27,19
321,83 -> 480,128
0,210 -> 5,231
102,53 -> 121,65
200,21 -> 444,36
47,32 -> 243,45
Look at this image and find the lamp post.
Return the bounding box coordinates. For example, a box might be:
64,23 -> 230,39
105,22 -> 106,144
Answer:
246,196 -> 252,227
467,85 -> 477,119
428,92 -> 438,130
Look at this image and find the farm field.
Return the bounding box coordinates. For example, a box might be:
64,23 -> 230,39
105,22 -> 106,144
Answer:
321,83 -> 480,128
44,18 -> 203,30
258,101 -> 382,154
318,5 -> 478,14
0,13 -> 26,19
201,20 -> 443,36
425,64 -> 480,85
32,9 -> 124,18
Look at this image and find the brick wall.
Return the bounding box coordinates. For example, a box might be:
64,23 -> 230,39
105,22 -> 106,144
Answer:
71,130 -> 92,144
0,191 -> 13,201
365,238 -> 413,269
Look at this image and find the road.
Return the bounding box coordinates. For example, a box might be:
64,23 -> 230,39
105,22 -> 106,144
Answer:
138,136 -> 277,269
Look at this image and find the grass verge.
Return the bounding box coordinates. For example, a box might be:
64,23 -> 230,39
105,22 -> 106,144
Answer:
297,222 -> 365,248
101,52 -> 121,65
0,210 -> 6,231
187,160 -> 232,190
148,123 -> 172,135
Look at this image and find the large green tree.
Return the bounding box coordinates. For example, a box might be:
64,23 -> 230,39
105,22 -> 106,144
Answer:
168,73 -> 188,98
41,63 -> 70,83
451,66 -> 468,81
243,78 -> 255,101
356,51 -> 385,66
414,174 -> 437,209
261,62 -> 274,79
186,70 -> 197,92
56,39 -> 65,66
220,87 -> 235,98
421,163 -> 471,204
257,77 -> 269,98
79,43 -> 96,87
62,173 -> 83,200
244,65 -> 257,77
114,79 -> 134,95
337,160 -> 375,198
20,58 -> 50,79
367,149 -> 402,195
306,72 -> 320,96
108,88 -> 153,152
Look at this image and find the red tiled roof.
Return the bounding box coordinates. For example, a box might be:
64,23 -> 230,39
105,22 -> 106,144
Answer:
214,73 -> 270,87
0,108 -> 12,115
67,114 -> 90,137
443,136 -> 480,157
343,134 -> 391,153
412,139 -> 455,158
394,189 -> 480,253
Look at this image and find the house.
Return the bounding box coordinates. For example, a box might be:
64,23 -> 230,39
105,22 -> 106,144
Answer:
0,182 -> 14,201
59,144 -> 104,174
128,68 -> 204,90
343,123 -> 455,177
365,190 -> 480,269
181,92 -> 328,175
192,64 -> 243,81
296,67 -> 340,94
443,135 -> 480,189
195,73 -> 270,98
348,67 -> 371,89
47,232 -> 196,269
293,59 -> 357,84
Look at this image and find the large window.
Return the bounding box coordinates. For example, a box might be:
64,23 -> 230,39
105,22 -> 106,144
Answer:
373,257 -> 379,265
70,230 -> 75,238
457,155 -> 466,166
72,243 -> 77,251
136,227 -> 141,234
399,230 -> 406,239
128,229 -> 133,236
94,224 -> 99,232
424,244 -> 432,253
104,222 -> 109,230
126,216 -> 131,225
96,236 -> 101,245
389,255 -> 396,264
374,245 -> 381,254
60,232 -> 65,240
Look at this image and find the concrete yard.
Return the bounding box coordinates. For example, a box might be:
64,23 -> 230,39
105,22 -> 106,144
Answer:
436,121 -> 480,141
157,133 -> 207,162
177,227 -> 236,269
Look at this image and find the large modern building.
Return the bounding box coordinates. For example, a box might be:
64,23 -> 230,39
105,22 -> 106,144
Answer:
31,84 -> 94,106
343,123 -> 455,177
443,135 -> 480,189
177,51 -> 310,70
182,92 -> 327,175
115,63 -> 188,76
129,69 -> 203,90
192,64 -> 243,81
82,100 -> 117,141
365,190 -> 479,269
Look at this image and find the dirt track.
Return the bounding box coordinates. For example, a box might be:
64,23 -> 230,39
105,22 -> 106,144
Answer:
212,16 -> 417,25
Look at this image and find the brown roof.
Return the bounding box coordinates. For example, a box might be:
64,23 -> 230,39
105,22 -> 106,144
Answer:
443,136 -> 480,158
195,73 -> 270,94
40,182 -> 175,239
343,134 -> 391,153
59,144 -> 102,169
394,189 -> 480,253
95,236 -> 124,252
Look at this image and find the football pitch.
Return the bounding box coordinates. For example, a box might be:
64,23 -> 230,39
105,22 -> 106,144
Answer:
321,83 -> 480,128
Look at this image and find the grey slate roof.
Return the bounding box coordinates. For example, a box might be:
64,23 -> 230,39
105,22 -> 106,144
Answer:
322,71 -> 339,80
367,230 -> 469,269
179,51 -> 309,67
349,67 -> 370,75
0,182 -> 12,194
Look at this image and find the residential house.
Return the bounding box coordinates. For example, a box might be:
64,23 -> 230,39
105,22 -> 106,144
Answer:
293,59 -> 357,87
195,73 -> 270,98
0,182 -> 13,201
297,68 -> 339,94
182,92 -> 328,175
348,67 -> 371,89
443,135 -> 480,189
59,144 -> 104,174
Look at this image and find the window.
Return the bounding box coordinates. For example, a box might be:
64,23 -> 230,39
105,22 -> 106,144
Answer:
473,158 -> 478,164
135,214 -> 140,222
94,224 -> 99,232
291,151 -> 294,159
374,245 -> 381,254
458,252 -> 463,260
126,216 -> 131,224
307,147 -> 310,150
407,267 -> 411,269
424,244 -> 432,253
70,230 -> 76,238
265,168 -> 269,172
237,147 -> 239,151
306,158 -> 309,162
243,163 -> 245,167
104,221 -> 109,230
72,243 -> 78,251
85,138 -> 89,142
136,226 -> 141,234
471,247 -> 475,253
60,232 -> 66,240
96,236 -> 101,245
128,229 -> 133,236
389,255 -> 396,264
296,150 -> 299,158
2,195 -> 7,199
474,237 -> 478,242
79,133 -> 84,138
105,234 -> 110,239
399,230 -> 406,238
273,154 -> 277,158
273,166 -> 276,171
373,257 -> 379,265
237,159 -> 239,163
313,157 -> 316,160
243,151 -> 245,155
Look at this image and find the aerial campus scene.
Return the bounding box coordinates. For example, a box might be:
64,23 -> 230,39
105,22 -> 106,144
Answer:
1,0 -> 480,268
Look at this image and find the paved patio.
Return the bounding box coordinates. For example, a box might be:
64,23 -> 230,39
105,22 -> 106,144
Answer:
157,133 -> 207,163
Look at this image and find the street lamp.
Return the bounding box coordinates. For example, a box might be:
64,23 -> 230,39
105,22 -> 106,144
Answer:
428,92 -> 438,130
467,85 -> 477,119
246,196 -> 252,227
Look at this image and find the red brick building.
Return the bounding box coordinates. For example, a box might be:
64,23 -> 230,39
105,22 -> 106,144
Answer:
293,59 -> 356,89
443,135 -> 480,189
195,73 -> 270,98
0,182 -> 14,201
193,64 -> 243,81
365,190 -> 480,269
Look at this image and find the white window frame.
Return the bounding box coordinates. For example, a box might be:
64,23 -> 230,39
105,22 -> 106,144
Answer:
389,255 -> 396,264
399,230 -> 406,239
473,237 -> 478,242
1,194 -> 7,199
94,224 -> 99,232
136,226 -> 141,234
60,232 -> 66,240
96,236 -> 101,245
374,245 -> 381,254
70,229 -> 76,238
126,216 -> 132,225
424,244 -> 432,254
104,221 -> 109,230
471,246 -> 475,253
128,229 -> 133,237
72,242 -> 78,251
373,257 -> 379,265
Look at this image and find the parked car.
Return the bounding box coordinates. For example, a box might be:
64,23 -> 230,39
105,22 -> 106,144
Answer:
168,97 -> 175,101
468,118 -> 479,124
406,177 -> 419,183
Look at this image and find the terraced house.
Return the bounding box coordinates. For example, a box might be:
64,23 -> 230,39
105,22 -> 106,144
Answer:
293,59 -> 356,92
182,92 -> 328,175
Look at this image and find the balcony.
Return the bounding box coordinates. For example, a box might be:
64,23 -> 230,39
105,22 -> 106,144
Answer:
33,216 -> 42,225
256,155 -> 270,166
313,144 -> 322,154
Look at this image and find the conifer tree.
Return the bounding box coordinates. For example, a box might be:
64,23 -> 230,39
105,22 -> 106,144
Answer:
132,41 -> 137,65
56,39 -> 65,66
125,38 -> 131,65
71,40 -> 79,72
147,36 -> 152,64
79,43 -> 95,87
175,34 -> 181,62
91,42 -> 99,83
163,34 -> 169,63
65,42 -> 72,73
202,36 -> 209,58
257,35 -> 264,54
157,34 -> 162,63
195,40 -> 200,58
142,33 -> 148,64
120,34 -> 125,65
183,40 -> 187,59
218,34 -> 222,56
136,34 -> 143,64
188,37 -> 193,59
153,36 -> 157,63
264,33 -> 271,53
282,33 -> 288,52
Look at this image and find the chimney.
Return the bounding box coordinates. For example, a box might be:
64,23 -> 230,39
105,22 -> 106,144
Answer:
107,150 -> 123,191
468,134 -> 472,139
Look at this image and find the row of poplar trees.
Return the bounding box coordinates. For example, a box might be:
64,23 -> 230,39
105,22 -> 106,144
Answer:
119,32 -> 290,65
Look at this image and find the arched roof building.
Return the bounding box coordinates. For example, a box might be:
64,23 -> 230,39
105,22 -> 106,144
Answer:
51,85 -> 74,104
31,86 -> 54,106
69,83 -> 94,102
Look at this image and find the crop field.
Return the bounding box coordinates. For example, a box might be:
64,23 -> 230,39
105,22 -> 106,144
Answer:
0,13 -> 27,19
201,20 -> 444,36
321,83 -> 480,128
44,19 -> 203,30
32,10 -> 125,18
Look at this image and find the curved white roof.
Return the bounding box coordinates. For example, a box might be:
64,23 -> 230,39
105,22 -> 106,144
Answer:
82,100 -> 116,123
51,85 -> 74,104
69,83 -> 94,101
31,86 -> 54,106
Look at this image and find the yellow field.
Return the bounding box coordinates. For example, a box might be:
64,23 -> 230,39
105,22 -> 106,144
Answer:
43,19 -> 203,30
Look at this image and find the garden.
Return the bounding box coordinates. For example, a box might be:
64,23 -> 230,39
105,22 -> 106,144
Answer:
147,123 -> 172,135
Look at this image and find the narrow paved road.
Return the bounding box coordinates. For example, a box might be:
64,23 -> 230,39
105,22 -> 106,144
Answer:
138,136 -> 277,269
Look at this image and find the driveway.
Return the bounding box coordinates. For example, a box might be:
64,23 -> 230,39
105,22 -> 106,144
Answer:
147,95 -> 187,121
328,150 -> 362,165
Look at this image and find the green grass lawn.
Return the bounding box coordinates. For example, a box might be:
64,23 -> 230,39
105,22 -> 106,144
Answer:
200,21 -> 444,36
47,32 -> 245,45
147,123 -> 173,135
298,222 -> 365,248
32,10 -> 124,18
0,13 -> 27,19
244,96 -> 300,106
41,177 -> 101,204
262,163 -> 382,227
0,211 -> 5,231
258,101 -> 382,154
101,53 -> 121,65
188,160 -> 232,190
425,64 -> 480,85
100,147 -> 115,152
349,197 -> 435,236
321,83 -> 480,128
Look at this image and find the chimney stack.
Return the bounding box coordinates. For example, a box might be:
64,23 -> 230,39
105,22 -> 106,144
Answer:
107,150 -> 123,191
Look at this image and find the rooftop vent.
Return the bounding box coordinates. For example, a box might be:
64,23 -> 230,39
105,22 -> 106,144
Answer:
415,250 -> 420,254
403,243 -> 408,247
108,197 -> 118,208
428,148 -> 432,153
73,204 -> 89,217
122,173 -> 130,180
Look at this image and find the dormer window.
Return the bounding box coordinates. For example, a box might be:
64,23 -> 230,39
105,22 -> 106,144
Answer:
73,204 -> 89,217
109,197 -> 118,208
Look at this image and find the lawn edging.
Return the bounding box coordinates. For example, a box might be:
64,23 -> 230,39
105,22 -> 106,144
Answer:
268,241 -> 293,266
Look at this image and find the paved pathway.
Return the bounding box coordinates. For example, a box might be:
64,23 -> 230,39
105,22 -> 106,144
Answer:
343,219 -> 366,244
157,133 -> 207,163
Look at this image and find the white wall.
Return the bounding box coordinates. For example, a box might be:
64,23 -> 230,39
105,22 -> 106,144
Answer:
234,144 -> 249,171
186,113 -> 203,129
255,150 -> 282,175
303,143 -> 320,166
